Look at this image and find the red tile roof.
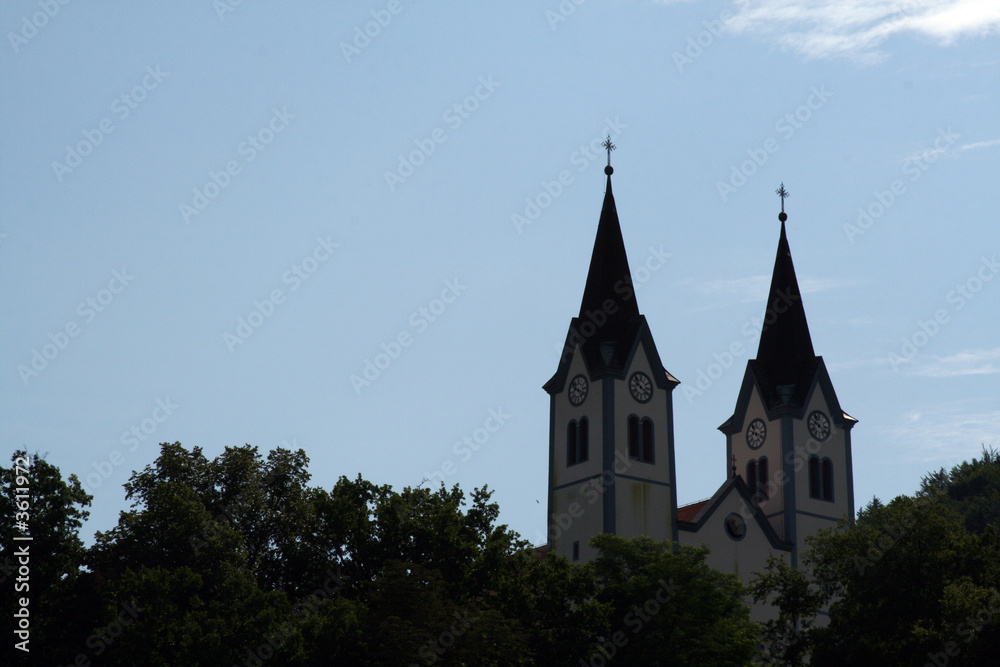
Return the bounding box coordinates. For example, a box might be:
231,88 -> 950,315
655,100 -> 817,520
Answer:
677,499 -> 710,522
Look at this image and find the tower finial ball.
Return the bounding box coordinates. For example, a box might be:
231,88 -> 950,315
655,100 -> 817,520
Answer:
778,211 -> 787,222
605,165 -> 613,175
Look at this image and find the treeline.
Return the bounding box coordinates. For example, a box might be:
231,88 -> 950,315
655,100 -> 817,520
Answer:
1,443 -> 998,666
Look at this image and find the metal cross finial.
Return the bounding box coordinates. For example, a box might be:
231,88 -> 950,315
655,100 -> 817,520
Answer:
776,183 -> 789,212
775,183 -> 789,222
602,136 -> 616,167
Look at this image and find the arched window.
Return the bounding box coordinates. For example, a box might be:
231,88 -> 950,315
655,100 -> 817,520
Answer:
809,455 -> 821,499
642,418 -> 654,463
628,415 -> 654,463
821,457 -> 834,501
809,455 -> 834,501
567,418 -> 589,467
567,421 -> 578,466
746,458 -> 768,502
628,415 -> 640,459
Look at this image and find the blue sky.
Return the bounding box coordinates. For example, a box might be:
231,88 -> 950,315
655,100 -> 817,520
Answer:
2,0 -> 998,547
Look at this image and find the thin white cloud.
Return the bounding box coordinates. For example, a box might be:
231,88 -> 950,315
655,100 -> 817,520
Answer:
677,0 -> 1000,63
961,138 -> 1000,151
827,356 -> 890,372
886,401 -> 1000,463
691,275 -> 770,301
911,347 -> 1000,377
688,274 -> 857,302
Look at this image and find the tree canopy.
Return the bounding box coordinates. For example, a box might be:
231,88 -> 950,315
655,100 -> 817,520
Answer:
753,446 -> 1000,666
7,442 -> 999,665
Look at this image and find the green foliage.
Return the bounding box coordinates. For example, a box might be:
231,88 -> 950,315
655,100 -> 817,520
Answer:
18,441 -> 1000,665
749,555 -> 824,666
758,449 -> 1000,666
589,534 -> 760,666
0,451 -> 93,665
921,445 -> 1000,534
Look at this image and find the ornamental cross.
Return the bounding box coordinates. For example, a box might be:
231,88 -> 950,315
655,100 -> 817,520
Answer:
776,183 -> 789,213
602,136 -> 616,167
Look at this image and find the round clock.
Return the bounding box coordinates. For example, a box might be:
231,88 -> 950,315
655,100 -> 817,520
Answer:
808,410 -> 831,441
725,513 -> 746,541
746,418 -> 766,450
568,375 -> 588,406
629,372 -> 653,403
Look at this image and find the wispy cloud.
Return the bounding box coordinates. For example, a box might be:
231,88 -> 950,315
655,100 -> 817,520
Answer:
896,131 -> 997,164
684,274 -> 858,303
960,138 -> 1000,152
910,347 -> 1000,377
886,400 -> 1000,463
827,356 -> 890,372
672,0 -> 1000,63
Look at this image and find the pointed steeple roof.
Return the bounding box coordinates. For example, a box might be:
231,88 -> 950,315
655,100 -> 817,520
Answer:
544,154 -> 677,393
750,198 -> 819,410
578,171 -> 640,327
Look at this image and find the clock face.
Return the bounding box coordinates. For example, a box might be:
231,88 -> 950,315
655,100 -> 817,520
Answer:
746,418 -> 766,450
725,513 -> 747,540
808,411 -> 831,441
568,375 -> 588,406
629,372 -> 653,403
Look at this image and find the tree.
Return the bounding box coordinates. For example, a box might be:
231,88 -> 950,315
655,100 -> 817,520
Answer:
0,451 -> 93,665
749,555 -> 824,666
589,534 -> 760,666
921,445 -> 1000,534
84,442 -> 591,665
756,450 -> 1000,666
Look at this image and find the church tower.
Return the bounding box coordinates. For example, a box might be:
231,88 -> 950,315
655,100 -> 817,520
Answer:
718,187 -> 857,567
543,145 -> 679,563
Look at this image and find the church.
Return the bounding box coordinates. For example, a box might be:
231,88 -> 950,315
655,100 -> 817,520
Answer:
542,141 -> 856,620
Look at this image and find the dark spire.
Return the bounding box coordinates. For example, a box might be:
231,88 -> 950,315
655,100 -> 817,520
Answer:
578,157 -> 639,327
752,190 -> 817,407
